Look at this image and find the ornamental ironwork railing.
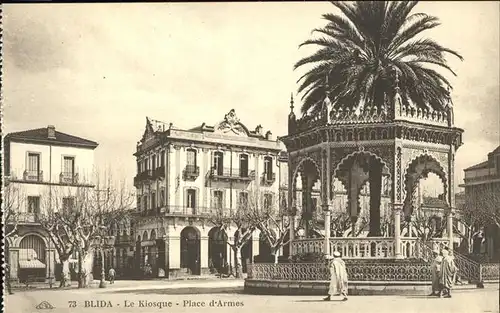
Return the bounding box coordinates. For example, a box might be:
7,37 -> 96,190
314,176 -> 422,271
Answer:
329,237 -> 395,258
247,261 -> 432,282
291,237 -> 450,259
480,263 -> 500,281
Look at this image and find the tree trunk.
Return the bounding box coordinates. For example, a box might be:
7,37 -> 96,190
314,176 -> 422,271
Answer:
78,250 -> 94,288
59,259 -> 72,288
273,251 -> 279,264
234,246 -> 243,279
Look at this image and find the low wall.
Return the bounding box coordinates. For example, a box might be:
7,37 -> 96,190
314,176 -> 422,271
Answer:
244,279 -> 432,296
248,260 -> 432,282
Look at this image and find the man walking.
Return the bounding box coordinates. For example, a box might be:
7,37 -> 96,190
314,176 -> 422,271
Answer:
440,246 -> 458,298
429,249 -> 443,296
323,251 -> 348,301
108,267 -> 116,284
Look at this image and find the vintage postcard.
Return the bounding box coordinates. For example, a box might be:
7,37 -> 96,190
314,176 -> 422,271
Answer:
1,2 -> 499,313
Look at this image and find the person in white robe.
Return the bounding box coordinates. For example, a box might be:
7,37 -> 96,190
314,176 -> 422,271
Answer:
429,249 -> 443,296
440,247 -> 458,298
323,251 -> 348,301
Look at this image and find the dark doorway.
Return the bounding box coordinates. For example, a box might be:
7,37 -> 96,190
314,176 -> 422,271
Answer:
259,232 -> 273,258
180,227 -> 201,275
208,227 -> 227,274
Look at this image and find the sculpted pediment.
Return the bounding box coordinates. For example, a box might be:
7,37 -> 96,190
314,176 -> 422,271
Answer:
214,109 -> 250,137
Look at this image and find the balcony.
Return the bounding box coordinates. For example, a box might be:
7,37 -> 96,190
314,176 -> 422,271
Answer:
133,169 -> 154,187
114,234 -> 133,246
153,166 -> 165,180
261,172 -> 276,185
17,212 -> 42,224
60,172 -> 79,185
23,170 -> 43,182
183,165 -> 200,181
208,167 -> 255,182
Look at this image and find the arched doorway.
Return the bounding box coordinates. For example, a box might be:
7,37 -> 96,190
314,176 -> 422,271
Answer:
180,227 -> 201,275
208,227 -> 227,274
19,235 -> 46,282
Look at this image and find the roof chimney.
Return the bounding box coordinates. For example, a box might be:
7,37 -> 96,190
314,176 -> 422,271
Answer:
47,125 -> 56,139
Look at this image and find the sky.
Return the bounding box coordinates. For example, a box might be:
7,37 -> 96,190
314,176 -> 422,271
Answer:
3,2 -> 499,194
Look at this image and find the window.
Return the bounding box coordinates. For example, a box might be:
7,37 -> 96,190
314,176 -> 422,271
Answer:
151,192 -> 156,210
137,195 -> 141,211
263,193 -> 273,210
137,161 -> 141,174
264,156 -> 273,180
143,196 -> 148,211
213,151 -> 224,176
63,156 -> 75,176
152,154 -> 156,170
187,189 -> 196,211
213,190 -> 223,209
186,149 -> 197,173
161,151 -> 165,167
239,154 -> 248,178
27,196 -> 40,214
27,153 -> 40,174
63,197 -> 75,213
160,188 -> 165,207
239,192 -> 248,209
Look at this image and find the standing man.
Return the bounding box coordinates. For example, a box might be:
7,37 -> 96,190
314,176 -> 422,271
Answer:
429,249 -> 443,296
108,267 -> 116,284
440,246 -> 458,298
323,251 -> 348,301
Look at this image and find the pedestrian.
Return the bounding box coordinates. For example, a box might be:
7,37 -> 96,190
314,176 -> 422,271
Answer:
429,249 -> 443,297
108,267 -> 116,284
5,263 -> 14,295
323,251 -> 348,302
440,247 -> 458,298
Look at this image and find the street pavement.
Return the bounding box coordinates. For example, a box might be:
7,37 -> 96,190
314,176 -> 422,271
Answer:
5,279 -> 499,313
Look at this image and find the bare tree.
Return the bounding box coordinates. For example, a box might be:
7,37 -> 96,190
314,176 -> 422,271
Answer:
407,210 -> 446,240
462,185 -> 500,229
3,181 -> 25,238
207,192 -> 257,279
38,169 -> 135,288
247,189 -> 290,264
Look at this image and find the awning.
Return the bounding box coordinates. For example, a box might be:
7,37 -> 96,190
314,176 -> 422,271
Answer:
19,259 -> 46,269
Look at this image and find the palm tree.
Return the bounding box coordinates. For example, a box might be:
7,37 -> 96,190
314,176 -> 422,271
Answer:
295,1 -> 463,116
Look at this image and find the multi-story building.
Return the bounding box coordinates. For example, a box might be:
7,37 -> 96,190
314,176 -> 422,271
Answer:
460,145 -> 500,260
133,110 -> 284,278
4,125 -> 98,283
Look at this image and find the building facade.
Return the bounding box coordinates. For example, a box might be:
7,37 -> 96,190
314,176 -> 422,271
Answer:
4,125 -> 98,283
460,145 -> 500,261
133,110 -> 284,278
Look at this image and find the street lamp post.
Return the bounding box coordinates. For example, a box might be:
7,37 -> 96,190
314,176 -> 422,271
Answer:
95,235 -> 115,288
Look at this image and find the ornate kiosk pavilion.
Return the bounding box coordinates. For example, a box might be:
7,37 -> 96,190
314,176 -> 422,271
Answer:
281,79 -> 464,259
244,78 -> 474,295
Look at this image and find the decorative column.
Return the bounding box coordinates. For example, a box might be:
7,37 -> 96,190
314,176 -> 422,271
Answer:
393,203 -> 403,259
324,208 -> 331,255
321,148 -> 331,255
446,207 -> 455,249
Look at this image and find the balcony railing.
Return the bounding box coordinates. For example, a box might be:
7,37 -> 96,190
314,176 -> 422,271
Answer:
135,205 -> 227,217
153,166 -> 165,180
183,165 -> 200,181
208,167 -> 255,182
261,172 -> 276,185
17,212 -> 42,223
133,169 -> 154,187
60,172 -> 79,185
23,170 -> 43,182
